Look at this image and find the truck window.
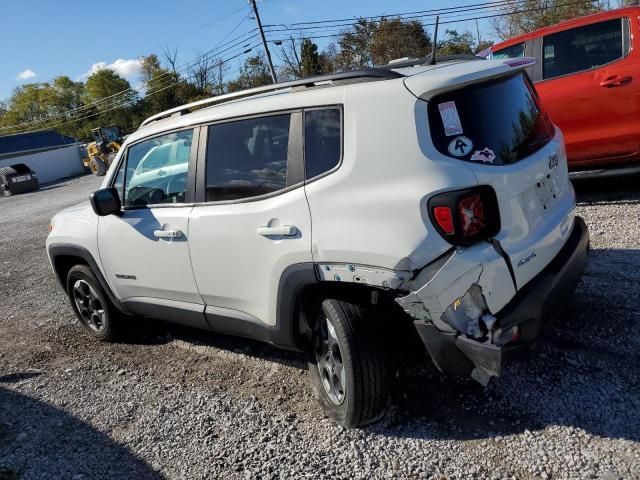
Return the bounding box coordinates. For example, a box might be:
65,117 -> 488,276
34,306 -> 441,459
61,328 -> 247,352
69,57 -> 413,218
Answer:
543,18 -> 625,80
492,43 -> 525,60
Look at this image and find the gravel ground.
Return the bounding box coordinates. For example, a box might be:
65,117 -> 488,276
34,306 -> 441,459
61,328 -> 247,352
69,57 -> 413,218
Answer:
0,173 -> 638,480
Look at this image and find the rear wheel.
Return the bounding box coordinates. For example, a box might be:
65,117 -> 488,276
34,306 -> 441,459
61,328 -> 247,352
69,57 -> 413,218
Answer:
89,157 -> 107,176
66,265 -> 121,342
309,298 -> 388,428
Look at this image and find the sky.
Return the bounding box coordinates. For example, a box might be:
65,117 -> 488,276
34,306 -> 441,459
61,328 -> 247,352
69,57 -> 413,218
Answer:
0,0 -> 497,101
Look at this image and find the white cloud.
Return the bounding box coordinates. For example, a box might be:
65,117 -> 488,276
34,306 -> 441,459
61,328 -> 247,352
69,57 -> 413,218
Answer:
16,69 -> 37,80
283,4 -> 300,15
79,58 -> 142,81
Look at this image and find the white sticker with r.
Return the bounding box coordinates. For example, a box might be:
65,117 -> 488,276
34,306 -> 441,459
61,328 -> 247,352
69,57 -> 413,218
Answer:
438,101 -> 463,136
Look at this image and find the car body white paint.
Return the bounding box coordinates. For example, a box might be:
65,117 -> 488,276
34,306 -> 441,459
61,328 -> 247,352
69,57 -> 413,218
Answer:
47,58 -> 578,368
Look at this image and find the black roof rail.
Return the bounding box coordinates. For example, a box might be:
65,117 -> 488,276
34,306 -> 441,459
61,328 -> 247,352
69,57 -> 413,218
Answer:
140,68 -> 404,128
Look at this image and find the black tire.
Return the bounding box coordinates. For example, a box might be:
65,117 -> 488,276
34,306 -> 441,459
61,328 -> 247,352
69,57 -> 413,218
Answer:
308,298 -> 388,428
66,265 -> 121,342
89,157 -> 107,176
0,167 -> 16,196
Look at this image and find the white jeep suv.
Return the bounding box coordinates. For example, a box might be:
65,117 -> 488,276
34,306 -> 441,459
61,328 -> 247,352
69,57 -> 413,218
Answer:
47,57 -> 589,427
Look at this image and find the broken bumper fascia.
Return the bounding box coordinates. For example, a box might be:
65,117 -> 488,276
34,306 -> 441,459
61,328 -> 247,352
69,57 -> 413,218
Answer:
398,216 -> 589,384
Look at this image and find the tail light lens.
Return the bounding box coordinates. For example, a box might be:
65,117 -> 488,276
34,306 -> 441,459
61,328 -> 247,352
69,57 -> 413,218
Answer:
458,193 -> 485,238
428,186 -> 500,246
433,206 -> 455,235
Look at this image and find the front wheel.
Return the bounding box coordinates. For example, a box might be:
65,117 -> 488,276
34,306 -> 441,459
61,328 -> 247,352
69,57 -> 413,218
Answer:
66,265 -> 121,342
309,298 -> 388,428
89,157 -> 106,176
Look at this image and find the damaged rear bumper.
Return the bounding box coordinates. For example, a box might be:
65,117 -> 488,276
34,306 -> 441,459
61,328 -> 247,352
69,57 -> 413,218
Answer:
400,216 -> 589,384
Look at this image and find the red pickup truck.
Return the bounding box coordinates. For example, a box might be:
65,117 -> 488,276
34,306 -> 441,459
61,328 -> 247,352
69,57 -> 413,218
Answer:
488,7 -> 640,174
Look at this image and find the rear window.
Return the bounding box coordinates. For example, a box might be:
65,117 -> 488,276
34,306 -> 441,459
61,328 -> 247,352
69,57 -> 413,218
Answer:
428,72 -> 552,166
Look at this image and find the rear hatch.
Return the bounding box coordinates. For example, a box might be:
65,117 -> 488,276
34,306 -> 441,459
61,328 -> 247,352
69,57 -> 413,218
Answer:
405,62 -> 576,290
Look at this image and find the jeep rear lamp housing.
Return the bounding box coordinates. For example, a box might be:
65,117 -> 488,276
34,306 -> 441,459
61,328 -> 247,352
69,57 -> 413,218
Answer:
428,186 -> 500,246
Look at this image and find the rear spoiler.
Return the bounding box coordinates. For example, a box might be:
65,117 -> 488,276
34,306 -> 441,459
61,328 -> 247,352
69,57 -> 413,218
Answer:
404,57 -> 537,101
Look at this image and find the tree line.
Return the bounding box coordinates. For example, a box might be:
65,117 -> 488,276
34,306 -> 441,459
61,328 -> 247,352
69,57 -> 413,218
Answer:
0,1 -> 607,141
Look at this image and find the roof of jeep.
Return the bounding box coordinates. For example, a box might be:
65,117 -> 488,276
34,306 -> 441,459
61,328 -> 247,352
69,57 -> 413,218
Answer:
128,57 -> 519,144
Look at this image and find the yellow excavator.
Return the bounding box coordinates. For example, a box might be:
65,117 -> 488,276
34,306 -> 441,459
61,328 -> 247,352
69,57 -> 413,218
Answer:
83,125 -> 123,176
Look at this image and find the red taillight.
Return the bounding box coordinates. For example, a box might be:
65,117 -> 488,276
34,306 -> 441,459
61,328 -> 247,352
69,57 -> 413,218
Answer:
458,194 -> 485,238
433,206 -> 454,234
428,186 -> 500,246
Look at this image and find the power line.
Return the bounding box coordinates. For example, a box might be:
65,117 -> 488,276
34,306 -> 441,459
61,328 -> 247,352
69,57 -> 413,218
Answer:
3,5 -> 256,116
262,0 -> 522,27
4,45 -> 261,136
263,0 -> 595,41
0,30 -> 261,133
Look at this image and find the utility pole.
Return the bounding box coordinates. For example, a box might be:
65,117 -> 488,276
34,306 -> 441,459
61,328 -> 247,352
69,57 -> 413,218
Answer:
250,0 -> 278,84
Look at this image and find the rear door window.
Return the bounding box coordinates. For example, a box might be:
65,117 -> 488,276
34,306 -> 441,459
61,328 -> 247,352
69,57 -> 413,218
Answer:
428,72 -> 553,165
543,18 -> 626,80
205,114 -> 291,201
304,108 -> 341,179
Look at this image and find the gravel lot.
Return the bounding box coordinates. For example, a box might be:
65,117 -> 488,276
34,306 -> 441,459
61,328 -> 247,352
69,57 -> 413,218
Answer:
0,173 -> 638,480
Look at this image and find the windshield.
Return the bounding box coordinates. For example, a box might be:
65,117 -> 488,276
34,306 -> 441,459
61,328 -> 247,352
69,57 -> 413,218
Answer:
427,72 -> 553,166
102,126 -> 121,143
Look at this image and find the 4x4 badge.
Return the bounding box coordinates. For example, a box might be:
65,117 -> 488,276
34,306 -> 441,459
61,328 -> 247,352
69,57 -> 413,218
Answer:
448,136 -> 473,157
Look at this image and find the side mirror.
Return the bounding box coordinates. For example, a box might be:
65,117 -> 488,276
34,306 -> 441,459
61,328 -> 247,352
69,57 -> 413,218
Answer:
90,187 -> 121,216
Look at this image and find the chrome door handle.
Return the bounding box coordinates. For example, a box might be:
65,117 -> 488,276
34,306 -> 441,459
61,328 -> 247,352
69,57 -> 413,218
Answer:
154,228 -> 183,238
257,225 -> 297,236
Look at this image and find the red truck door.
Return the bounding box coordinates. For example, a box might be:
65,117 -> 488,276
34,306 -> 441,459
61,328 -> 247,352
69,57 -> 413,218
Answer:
535,16 -> 640,167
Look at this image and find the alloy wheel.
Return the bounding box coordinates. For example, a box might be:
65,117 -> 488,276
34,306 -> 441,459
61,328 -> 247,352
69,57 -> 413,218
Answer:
72,280 -> 105,332
315,314 -> 346,405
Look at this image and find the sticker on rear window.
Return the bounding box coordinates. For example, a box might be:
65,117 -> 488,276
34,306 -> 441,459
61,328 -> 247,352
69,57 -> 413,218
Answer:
470,148 -> 496,164
438,101 -> 463,136
448,136 -> 473,157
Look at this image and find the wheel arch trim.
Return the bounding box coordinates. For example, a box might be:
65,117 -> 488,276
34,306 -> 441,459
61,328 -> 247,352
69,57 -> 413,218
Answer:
47,243 -> 130,314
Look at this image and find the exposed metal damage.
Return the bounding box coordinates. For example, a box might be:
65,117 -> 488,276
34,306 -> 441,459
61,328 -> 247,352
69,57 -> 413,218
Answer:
315,263 -> 412,290
395,245 -> 518,386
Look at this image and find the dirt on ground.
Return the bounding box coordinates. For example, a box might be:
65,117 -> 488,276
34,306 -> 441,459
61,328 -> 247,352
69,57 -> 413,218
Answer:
0,174 -> 638,479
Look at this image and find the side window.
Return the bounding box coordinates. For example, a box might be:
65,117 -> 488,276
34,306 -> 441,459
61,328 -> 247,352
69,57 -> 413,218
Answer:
206,114 -> 290,201
492,43 -> 525,60
304,108 -> 341,180
123,129 -> 193,207
543,19 -> 625,80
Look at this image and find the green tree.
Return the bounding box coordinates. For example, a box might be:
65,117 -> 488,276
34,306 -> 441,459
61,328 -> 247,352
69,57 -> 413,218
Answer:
277,37 -> 322,79
0,77 -> 86,138
335,19 -> 377,69
83,69 -> 138,134
301,39 -> 322,77
140,54 -> 181,117
369,18 -> 431,65
334,17 -> 431,69
492,0 -> 607,40
227,54 -> 272,92
437,30 -> 476,56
